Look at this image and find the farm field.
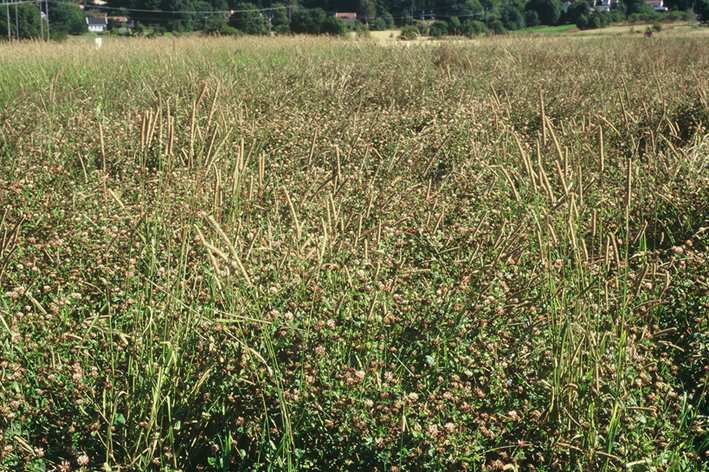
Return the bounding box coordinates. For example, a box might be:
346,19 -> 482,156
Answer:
0,34 -> 708,471
368,21 -> 709,43
572,21 -> 709,36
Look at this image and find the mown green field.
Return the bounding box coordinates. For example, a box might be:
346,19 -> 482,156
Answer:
515,24 -> 578,33
0,34 -> 707,471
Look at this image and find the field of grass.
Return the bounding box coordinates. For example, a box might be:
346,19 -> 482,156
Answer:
368,29 -> 402,41
0,34 -> 708,471
573,22 -> 709,36
515,24 -> 578,33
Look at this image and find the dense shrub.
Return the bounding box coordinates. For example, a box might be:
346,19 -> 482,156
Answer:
320,16 -> 349,35
463,19 -> 488,36
270,3 -> 290,32
380,11 -> 395,28
229,2 -> 270,35
625,0 -> 655,15
525,0 -> 562,25
429,20 -> 449,37
289,8 -> 323,34
627,12 -> 655,22
369,17 -> 387,30
564,0 -> 590,25
501,3 -> 526,30
400,25 -> 419,39
664,10 -> 691,21
696,0 -> 709,22
487,18 -> 506,34
447,16 -> 463,34
525,9 -> 541,26
200,12 -> 228,34
415,21 -> 429,35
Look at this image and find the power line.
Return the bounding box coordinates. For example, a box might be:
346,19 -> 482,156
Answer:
47,0 -> 288,15
1,0 -> 492,29
0,0 -> 287,15
0,0 -> 482,20
5,3 -> 10,41
0,1 -> 35,6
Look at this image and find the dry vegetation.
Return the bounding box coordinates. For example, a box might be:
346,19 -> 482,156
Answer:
0,34 -> 708,471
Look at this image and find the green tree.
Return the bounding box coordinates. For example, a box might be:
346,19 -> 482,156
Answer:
448,15 -> 462,34
695,0 -> 709,21
195,0 -> 228,33
429,19 -> 448,36
500,1 -> 525,29
106,0 -> 197,31
481,0 -> 502,18
229,2 -> 270,34
358,0 -> 376,23
380,10 -> 395,27
290,7 -> 326,34
487,17 -> 506,32
525,0 -> 562,24
400,24 -> 419,39
624,0 -> 653,14
162,0 -> 197,31
664,0 -> 695,9
290,8 -> 315,33
270,3 -> 290,32
576,12 -> 589,28
451,0 -> 485,18
525,9 -> 540,25
370,17 -> 387,29
462,18 -> 488,35
564,0 -> 590,25
0,3 -> 44,40
320,15 -> 348,34
50,1 -> 87,35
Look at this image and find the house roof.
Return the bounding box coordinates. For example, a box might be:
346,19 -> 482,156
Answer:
334,12 -> 357,20
86,15 -> 108,26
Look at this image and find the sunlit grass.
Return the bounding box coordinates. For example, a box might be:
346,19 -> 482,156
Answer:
0,33 -> 707,471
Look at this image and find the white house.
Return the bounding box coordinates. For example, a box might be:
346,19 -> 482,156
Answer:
646,0 -> 668,11
593,0 -> 614,12
86,15 -> 108,33
593,0 -> 667,11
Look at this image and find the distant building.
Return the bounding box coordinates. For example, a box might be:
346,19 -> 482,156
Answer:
334,12 -> 357,23
108,16 -> 134,27
593,0 -> 614,12
593,0 -> 667,11
79,0 -> 107,9
86,15 -> 108,33
646,0 -> 668,11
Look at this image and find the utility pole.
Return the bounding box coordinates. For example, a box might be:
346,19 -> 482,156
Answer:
5,3 -> 10,41
45,0 -> 49,40
14,3 -> 18,40
39,0 -> 44,40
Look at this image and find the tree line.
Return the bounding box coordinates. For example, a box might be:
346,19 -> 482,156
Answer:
104,0 -> 709,34
1,0 -> 708,40
1,1 -> 87,40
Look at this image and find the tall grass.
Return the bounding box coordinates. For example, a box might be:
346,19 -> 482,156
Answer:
0,34 -> 707,470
